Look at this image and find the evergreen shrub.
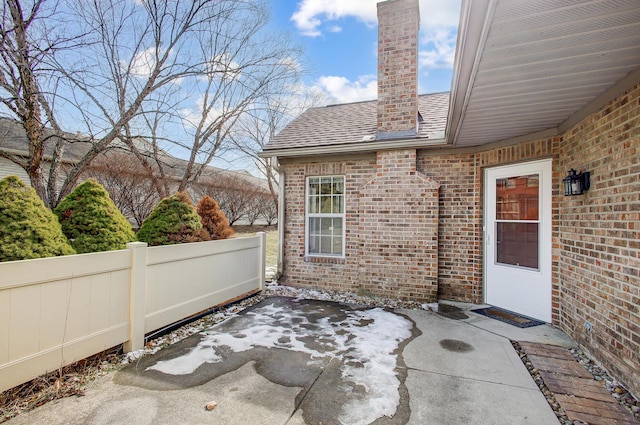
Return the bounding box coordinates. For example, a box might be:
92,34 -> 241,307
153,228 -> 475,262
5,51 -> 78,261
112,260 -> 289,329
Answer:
136,192 -> 206,246
54,178 -> 136,253
0,176 -> 75,261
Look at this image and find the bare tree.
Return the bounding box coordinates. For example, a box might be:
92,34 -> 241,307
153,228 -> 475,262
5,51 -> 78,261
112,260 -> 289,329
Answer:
193,174 -> 264,225
231,87 -> 328,210
244,190 -> 265,225
0,0 -> 85,206
83,152 -> 161,228
1,0 -> 294,208
118,1 -> 303,196
259,194 -> 278,225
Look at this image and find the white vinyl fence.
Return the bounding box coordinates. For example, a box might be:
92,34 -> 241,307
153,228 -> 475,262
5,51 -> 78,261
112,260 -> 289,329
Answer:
0,233 -> 266,393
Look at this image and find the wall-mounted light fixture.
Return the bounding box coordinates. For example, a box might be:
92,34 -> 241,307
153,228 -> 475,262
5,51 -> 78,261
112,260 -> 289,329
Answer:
563,168 -> 590,196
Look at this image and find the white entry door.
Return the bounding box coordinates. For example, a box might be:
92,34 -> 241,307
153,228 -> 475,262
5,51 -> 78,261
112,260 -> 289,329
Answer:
484,159 -> 552,322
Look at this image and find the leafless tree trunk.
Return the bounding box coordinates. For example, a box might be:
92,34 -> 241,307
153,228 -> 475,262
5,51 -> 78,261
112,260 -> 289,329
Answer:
244,190 -> 266,225
1,0 -> 288,208
259,194 -> 278,225
0,0 -> 74,204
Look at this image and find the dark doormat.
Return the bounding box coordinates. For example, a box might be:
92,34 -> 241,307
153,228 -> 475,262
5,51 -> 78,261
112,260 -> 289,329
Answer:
472,306 -> 546,328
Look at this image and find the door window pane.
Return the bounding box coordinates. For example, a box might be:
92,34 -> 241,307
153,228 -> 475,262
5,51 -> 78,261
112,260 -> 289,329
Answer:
496,222 -> 539,269
496,174 -> 539,220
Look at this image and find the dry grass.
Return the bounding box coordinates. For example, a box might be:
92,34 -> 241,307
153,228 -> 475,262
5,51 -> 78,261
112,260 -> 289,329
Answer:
0,350 -> 122,423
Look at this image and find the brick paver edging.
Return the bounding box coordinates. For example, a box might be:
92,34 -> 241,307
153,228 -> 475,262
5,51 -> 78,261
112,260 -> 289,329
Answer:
515,341 -> 638,425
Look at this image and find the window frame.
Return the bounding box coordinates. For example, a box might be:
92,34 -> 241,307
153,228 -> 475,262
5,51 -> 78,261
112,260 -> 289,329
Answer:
304,175 -> 346,258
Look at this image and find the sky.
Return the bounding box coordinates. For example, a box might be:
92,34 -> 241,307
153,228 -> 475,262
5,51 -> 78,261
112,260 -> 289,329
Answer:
209,0 -> 461,171
270,0 -> 462,104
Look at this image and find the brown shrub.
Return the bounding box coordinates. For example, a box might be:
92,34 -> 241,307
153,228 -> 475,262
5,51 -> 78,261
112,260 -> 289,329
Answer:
196,195 -> 234,240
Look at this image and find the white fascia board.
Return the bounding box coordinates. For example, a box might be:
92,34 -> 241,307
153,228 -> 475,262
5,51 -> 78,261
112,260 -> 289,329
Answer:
258,137 -> 448,159
446,0 -> 495,147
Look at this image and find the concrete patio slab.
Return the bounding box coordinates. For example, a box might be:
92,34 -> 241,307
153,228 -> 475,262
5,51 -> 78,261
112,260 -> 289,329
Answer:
5,361 -> 301,425
439,301 -> 577,348
5,297 -> 573,425
406,371 -> 558,425
401,308 -> 560,424
401,309 -> 539,388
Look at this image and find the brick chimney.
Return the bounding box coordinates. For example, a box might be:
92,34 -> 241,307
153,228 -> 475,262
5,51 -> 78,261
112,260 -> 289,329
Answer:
376,0 -> 419,139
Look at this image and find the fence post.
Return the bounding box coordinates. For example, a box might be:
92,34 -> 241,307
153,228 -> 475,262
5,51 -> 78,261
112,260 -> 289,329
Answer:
256,232 -> 266,291
124,241 -> 148,352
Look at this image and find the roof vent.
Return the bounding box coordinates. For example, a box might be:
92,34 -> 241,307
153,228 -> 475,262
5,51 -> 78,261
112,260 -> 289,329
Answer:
361,135 -> 376,142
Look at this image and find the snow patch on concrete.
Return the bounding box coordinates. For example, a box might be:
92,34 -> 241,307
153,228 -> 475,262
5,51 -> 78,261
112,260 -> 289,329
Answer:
146,299 -> 413,424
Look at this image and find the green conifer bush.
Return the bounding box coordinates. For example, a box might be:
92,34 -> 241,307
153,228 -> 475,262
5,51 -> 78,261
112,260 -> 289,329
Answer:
54,179 -> 136,253
197,195 -> 234,240
0,176 -> 75,261
136,192 -> 206,246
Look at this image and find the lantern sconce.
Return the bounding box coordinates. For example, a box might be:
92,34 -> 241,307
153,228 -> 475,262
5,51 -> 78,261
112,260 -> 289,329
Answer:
563,168 -> 591,196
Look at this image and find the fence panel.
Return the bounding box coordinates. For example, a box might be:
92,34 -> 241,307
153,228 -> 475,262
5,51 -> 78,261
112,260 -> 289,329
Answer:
144,235 -> 264,333
0,251 -> 131,393
0,234 -> 266,393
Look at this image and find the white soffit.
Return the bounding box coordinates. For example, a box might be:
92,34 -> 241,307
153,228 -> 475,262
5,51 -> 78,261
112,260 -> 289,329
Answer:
450,0 -> 640,147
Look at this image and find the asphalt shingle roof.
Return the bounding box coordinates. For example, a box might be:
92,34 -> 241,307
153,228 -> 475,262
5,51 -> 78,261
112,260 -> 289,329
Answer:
264,92 -> 450,152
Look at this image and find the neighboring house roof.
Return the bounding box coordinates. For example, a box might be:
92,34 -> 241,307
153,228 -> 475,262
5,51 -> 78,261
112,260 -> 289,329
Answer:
262,93 -> 449,157
0,118 -> 268,191
0,117 -> 92,163
448,0 -> 640,148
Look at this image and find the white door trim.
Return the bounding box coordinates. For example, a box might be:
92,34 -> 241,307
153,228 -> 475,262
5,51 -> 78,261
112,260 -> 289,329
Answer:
483,159 -> 552,322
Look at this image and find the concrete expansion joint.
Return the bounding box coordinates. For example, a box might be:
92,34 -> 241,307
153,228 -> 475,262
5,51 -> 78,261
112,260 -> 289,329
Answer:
463,319 -> 513,341
408,367 -> 540,392
286,361 -> 329,424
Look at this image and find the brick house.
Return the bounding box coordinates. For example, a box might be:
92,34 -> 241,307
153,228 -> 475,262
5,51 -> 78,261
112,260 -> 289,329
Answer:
261,0 -> 640,396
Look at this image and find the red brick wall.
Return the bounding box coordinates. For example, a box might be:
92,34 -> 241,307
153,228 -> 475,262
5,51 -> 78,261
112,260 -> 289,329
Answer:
277,83 -> 640,396
417,153 -> 480,301
556,82 -> 640,397
279,150 -> 439,302
377,0 -> 419,134
417,139 -> 559,304
279,157 -> 376,293
358,150 -> 439,301
476,138 -> 561,320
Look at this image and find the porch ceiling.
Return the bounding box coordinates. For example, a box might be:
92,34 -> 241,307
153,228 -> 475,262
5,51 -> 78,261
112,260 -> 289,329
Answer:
448,0 -> 640,148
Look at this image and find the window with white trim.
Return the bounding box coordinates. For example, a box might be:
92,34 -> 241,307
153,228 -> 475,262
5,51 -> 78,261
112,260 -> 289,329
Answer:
306,176 -> 345,257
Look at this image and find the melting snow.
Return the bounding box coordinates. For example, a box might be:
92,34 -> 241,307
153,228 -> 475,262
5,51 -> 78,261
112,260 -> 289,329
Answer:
147,299 -> 413,425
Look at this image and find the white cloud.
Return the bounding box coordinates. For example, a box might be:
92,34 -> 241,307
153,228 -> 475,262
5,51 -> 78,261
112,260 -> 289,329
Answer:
419,1 -> 461,69
290,1 -> 462,99
291,0 -> 460,37
419,27 -> 458,69
291,0 -> 461,71
420,0 -> 461,29
127,47 -> 159,78
178,94 -> 223,130
278,56 -> 303,73
316,74 -> 377,103
207,53 -> 241,81
291,0 -> 378,37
